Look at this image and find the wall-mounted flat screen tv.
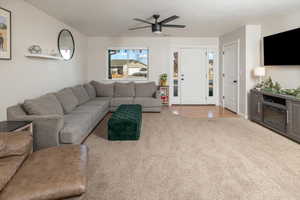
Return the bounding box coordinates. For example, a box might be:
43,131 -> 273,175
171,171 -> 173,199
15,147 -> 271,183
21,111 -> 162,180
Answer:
264,27 -> 300,66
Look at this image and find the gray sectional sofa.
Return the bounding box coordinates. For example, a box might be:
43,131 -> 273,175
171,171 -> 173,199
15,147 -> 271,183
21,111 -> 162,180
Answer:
7,81 -> 161,150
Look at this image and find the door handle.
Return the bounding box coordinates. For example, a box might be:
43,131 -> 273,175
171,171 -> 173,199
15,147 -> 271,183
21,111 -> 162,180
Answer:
233,80 -> 237,83
181,78 -> 184,81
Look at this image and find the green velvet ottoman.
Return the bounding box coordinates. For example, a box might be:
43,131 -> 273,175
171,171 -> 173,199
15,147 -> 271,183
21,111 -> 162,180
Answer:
108,104 -> 142,140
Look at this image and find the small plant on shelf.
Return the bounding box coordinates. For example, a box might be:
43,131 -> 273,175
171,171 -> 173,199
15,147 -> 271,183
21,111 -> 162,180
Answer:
160,73 -> 168,86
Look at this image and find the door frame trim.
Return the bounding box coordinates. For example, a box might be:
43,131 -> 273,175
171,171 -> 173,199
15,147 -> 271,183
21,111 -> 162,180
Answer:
222,40 -> 240,114
169,45 -> 219,105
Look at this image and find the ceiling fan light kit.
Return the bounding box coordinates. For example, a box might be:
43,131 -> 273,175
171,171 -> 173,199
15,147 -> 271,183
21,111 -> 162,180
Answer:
129,14 -> 186,35
152,23 -> 162,34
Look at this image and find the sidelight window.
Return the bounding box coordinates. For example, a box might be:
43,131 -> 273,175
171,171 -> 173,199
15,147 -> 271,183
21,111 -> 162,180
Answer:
208,52 -> 215,97
173,52 -> 179,97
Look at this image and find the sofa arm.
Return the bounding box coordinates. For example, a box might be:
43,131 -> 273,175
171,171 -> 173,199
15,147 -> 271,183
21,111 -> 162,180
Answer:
154,90 -> 161,99
11,115 -> 64,150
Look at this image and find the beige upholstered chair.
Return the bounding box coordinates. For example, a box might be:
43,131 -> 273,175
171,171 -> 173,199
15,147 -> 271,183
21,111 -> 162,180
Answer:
0,131 -> 88,200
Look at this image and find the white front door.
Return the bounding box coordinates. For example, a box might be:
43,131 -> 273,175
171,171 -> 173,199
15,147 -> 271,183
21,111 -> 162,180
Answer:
180,48 -> 207,104
223,42 -> 238,113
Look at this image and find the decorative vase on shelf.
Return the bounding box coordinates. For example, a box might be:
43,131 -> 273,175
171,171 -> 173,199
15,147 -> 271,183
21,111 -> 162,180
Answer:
160,80 -> 167,86
28,45 -> 42,54
160,73 -> 168,86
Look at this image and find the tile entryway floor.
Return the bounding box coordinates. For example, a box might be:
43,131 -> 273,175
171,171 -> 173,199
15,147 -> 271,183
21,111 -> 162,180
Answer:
168,105 -> 239,119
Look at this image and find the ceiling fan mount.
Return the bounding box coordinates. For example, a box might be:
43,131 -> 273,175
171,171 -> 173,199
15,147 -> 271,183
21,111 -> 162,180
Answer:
153,14 -> 160,20
129,14 -> 186,34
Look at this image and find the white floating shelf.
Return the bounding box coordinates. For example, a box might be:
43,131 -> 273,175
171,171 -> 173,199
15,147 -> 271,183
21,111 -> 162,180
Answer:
25,53 -> 64,60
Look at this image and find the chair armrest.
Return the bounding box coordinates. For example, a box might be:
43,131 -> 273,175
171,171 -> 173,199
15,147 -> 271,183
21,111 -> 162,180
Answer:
11,115 -> 64,150
0,131 -> 33,158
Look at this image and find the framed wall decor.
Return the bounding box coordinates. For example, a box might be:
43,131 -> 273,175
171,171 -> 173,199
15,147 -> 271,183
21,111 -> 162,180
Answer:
0,7 -> 11,60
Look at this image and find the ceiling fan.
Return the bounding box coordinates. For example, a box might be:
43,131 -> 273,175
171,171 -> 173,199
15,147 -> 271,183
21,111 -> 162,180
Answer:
129,14 -> 186,34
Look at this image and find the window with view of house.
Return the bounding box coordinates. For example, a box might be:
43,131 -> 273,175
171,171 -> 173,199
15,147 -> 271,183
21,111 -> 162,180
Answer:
108,48 -> 149,80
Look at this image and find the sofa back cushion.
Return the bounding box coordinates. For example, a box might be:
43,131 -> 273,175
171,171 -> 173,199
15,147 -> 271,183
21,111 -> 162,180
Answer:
84,83 -> 96,99
23,94 -> 64,115
55,88 -> 79,114
72,85 -> 90,105
135,82 -> 157,97
114,82 -> 135,97
91,81 -> 114,97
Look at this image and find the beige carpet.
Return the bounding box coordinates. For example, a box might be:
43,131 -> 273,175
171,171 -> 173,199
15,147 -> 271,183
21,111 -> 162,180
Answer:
84,109 -> 300,200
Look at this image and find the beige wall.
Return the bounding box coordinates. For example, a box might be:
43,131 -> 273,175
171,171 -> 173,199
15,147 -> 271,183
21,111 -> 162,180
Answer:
87,37 -> 218,84
261,11 -> 300,89
0,0 -> 88,120
245,25 -> 261,117
219,25 -> 261,118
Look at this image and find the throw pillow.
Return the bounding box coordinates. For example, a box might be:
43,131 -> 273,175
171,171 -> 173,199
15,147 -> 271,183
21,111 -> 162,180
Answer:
135,82 -> 157,97
114,82 -> 135,97
72,85 -> 90,105
91,81 -> 114,97
83,83 -> 96,99
23,94 -> 64,115
55,88 -> 79,114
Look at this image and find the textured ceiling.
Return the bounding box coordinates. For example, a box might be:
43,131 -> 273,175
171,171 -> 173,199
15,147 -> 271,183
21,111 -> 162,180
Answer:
26,0 -> 300,37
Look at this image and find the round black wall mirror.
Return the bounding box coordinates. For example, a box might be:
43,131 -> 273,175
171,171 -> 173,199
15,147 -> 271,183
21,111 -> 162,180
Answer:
58,29 -> 75,60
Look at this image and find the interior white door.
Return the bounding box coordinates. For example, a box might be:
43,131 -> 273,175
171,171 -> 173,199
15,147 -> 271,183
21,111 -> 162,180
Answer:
223,43 -> 238,113
180,48 -> 207,104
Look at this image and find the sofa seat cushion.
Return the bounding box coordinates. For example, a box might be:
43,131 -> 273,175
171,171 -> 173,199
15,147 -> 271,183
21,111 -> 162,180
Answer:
72,102 -> 109,122
135,82 -> 157,97
133,97 -> 162,108
85,97 -> 112,107
56,88 -> 79,114
0,145 -> 88,200
23,94 -> 64,115
84,83 -> 96,99
60,113 -> 93,144
77,101 -> 109,112
72,85 -> 90,105
111,97 -> 134,108
114,82 -> 135,97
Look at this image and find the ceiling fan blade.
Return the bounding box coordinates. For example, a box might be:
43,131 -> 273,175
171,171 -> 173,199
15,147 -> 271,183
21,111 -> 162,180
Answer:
128,25 -> 151,30
159,15 -> 179,24
162,24 -> 186,28
133,18 -> 153,25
